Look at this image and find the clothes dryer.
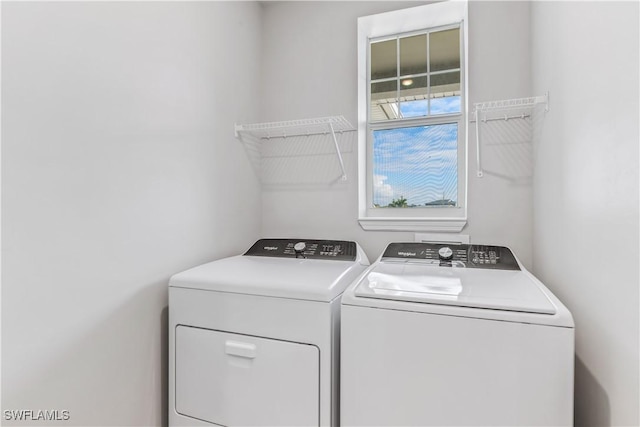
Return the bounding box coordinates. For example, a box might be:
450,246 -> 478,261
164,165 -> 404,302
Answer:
169,238 -> 369,427
341,242 -> 574,427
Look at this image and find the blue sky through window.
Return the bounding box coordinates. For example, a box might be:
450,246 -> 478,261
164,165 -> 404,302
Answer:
430,96 -> 461,115
373,122 -> 458,207
400,96 -> 461,118
400,100 -> 428,117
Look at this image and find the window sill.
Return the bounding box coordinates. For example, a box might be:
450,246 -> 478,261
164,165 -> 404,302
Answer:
358,218 -> 467,232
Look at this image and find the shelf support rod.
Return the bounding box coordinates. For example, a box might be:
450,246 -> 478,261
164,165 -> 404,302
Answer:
544,91 -> 549,112
475,110 -> 483,178
328,122 -> 347,181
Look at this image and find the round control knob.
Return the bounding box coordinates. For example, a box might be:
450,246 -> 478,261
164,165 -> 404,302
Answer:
438,246 -> 453,261
294,242 -> 306,253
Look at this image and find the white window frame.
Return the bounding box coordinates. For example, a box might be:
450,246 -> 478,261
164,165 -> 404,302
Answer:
357,1 -> 468,232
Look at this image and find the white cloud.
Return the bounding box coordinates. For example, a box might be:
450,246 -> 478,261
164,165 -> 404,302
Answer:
373,174 -> 394,206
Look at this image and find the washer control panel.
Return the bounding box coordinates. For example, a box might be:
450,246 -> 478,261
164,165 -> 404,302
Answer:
381,242 -> 520,270
244,239 -> 357,261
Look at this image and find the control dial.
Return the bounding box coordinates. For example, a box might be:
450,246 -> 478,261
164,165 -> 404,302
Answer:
294,242 -> 306,258
438,246 -> 453,261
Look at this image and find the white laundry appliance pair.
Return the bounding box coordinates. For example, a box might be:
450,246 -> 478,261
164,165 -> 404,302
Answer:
169,239 -> 574,427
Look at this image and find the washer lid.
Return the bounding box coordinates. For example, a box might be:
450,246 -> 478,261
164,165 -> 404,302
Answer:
354,262 -> 557,315
169,239 -> 369,302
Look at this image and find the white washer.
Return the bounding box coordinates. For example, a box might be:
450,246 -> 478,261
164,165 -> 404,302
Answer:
341,242 -> 574,427
169,238 -> 369,427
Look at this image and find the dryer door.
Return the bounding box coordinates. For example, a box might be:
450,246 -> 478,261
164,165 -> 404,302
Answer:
175,325 -> 320,426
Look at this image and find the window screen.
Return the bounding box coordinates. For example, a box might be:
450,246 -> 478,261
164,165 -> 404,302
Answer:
372,124 -> 458,208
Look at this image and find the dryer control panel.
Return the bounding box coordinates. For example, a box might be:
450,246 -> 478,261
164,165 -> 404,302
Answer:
381,242 -> 520,270
244,239 -> 357,261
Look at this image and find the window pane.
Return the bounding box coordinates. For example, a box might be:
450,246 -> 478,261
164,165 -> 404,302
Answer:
372,124 -> 458,208
431,96 -> 461,115
371,80 -> 398,120
430,72 -> 460,114
371,39 -> 397,80
371,80 -> 396,98
399,76 -> 428,118
400,34 -> 427,76
429,28 -> 460,72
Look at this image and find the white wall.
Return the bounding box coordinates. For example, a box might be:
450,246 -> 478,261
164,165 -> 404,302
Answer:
1,2 -> 262,425
531,2 -> 639,426
259,1 -> 535,265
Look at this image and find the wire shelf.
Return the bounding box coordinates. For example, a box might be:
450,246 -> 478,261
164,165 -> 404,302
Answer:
473,93 -> 548,113
235,116 -> 355,139
472,93 -> 549,178
234,115 -> 355,181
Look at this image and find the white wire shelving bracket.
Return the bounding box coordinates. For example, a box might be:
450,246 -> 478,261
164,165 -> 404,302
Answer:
234,116 -> 356,181
472,92 -> 548,178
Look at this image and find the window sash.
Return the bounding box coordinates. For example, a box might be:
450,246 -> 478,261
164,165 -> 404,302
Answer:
368,23 -> 463,123
365,114 -> 465,217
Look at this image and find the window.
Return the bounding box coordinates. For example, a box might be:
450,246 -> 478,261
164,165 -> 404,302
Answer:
357,2 -> 468,232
